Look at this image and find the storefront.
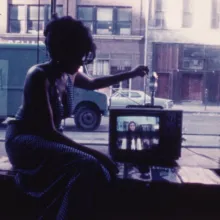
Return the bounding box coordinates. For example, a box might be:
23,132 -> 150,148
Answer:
153,43 -> 220,104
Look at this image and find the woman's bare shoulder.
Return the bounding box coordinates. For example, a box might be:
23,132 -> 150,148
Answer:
25,63 -> 50,85
27,63 -> 49,77
23,63 -> 51,101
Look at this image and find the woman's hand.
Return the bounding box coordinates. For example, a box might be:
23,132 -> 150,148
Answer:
130,65 -> 149,77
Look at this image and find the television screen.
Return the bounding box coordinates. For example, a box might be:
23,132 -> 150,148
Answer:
116,116 -> 160,151
109,108 -> 183,164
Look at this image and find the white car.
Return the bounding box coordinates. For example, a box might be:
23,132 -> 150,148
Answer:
109,89 -> 173,109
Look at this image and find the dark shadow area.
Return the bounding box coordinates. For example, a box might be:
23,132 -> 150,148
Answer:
0,172 -> 219,220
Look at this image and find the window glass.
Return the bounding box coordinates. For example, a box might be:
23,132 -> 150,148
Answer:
117,8 -> 131,34
77,7 -> 94,32
183,0 -> 194,13
116,22 -> 131,34
28,6 -> 44,33
182,12 -> 193,28
28,6 -> 44,20
27,21 -> 44,33
97,8 -> 113,21
9,20 -> 22,33
96,8 -> 113,34
78,7 -> 93,20
120,92 -> 129,97
48,5 -> 64,19
117,8 -> 131,21
77,6 -> 131,35
56,5 -> 64,17
9,5 -> 25,33
83,21 -> 93,31
10,5 -> 25,20
211,0 -> 220,28
97,21 -> 113,34
130,92 -> 141,98
182,0 -> 194,28
93,60 -> 110,75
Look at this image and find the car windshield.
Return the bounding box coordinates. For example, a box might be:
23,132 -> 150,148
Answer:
0,0 -> 219,171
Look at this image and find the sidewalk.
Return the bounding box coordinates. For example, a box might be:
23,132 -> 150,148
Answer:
173,103 -> 220,114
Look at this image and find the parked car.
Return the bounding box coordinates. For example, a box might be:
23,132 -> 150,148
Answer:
109,89 -> 173,109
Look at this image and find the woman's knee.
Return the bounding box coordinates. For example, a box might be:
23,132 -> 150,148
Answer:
78,156 -> 105,176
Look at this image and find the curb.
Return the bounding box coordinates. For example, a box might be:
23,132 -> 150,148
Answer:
183,111 -> 220,114
0,134 -> 219,143
0,138 -> 109,145
1,139 -> 219,148
172,108 -> 220,114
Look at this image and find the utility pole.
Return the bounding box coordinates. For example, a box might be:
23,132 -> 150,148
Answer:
144,0 -> 150,67
37,0 -> 41,64
143,0 -> 150,105
51,0 -> 57,17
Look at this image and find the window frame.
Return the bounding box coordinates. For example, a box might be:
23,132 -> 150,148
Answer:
115,7 -> 132,35
8,4 -> 63,34
93,59 -> 110,76
211,0 -> 220,29
77,6 -> 96,33
154,0 -> 167,28
130,92 -> 142,98
96,7 -> 114,35
8,4 -> 26,33
77,5 -> 132,35
27,5 -> 45,34
182,0 -> 194,28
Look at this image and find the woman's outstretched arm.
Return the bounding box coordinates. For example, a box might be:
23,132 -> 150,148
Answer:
74,65 -> 149,90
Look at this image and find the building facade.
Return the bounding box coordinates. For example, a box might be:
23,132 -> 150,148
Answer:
2,0 -> 220,103
0,0 -> 146,95
146,0 -> 220,104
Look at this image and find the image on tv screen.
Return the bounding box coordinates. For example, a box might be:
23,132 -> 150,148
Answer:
116,116 -> 160,151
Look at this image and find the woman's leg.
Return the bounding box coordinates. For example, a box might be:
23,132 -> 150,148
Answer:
6,133 -> 111,220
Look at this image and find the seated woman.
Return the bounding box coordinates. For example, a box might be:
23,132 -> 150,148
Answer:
5,15 -> 148,219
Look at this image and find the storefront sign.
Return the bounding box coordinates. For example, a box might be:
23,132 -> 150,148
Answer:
6,40 -> 44,44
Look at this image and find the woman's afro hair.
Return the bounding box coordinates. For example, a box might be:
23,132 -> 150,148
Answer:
44,14 -> 96,64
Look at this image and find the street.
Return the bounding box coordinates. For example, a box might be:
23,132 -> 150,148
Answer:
181,113 -> 220,135
64,113 -> 220,135
1,112 -> 220,135
0,113 -> 219,145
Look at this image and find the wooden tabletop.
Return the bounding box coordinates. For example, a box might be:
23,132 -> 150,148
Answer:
117,163 -> 220,185
0,153 -> 219,185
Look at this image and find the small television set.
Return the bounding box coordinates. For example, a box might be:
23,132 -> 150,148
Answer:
109,108 -> 183,165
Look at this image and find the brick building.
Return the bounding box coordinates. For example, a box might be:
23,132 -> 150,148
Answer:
2,0 -> 220,103
0,0 -> 146,94
146,0 -> 220,104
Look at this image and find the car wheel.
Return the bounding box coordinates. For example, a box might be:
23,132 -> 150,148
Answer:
74,105 -> 101,131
